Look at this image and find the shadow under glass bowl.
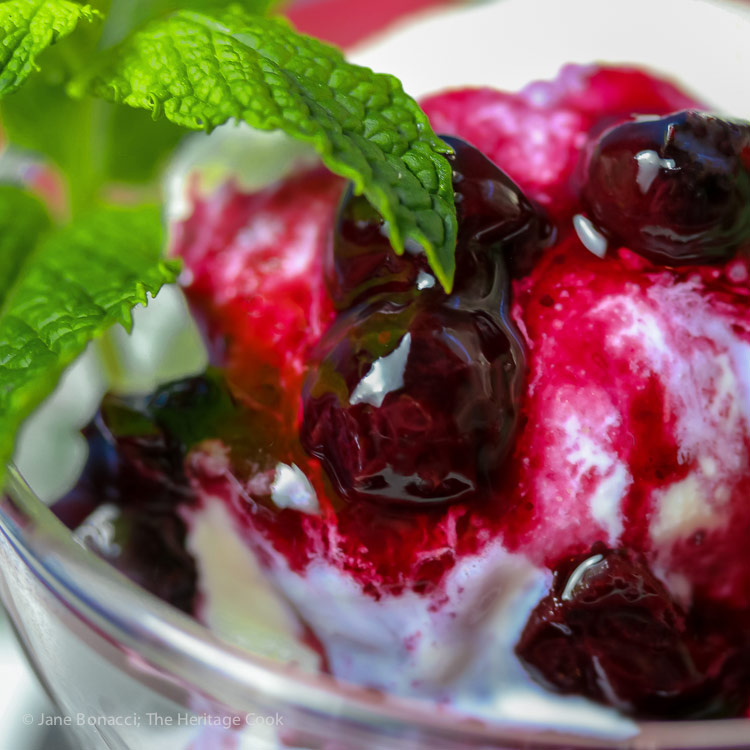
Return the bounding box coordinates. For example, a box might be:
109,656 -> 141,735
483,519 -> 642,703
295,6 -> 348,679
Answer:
2,469 -> 750,750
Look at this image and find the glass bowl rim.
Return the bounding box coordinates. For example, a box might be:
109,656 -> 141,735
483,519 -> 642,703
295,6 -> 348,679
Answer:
2,463 -> 750,749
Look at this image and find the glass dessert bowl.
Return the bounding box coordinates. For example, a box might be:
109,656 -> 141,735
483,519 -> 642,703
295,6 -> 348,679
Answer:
3,0 -> 750,748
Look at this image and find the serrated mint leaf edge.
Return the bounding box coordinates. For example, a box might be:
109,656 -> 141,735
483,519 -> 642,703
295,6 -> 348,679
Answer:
0,0 -> 98,98
70,9 -> 458,290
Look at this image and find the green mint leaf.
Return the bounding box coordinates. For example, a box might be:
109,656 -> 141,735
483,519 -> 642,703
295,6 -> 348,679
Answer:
71,8 -> 458,290
0,0 -> 97,98
0,202 -> 180,486
0,185 -> 51,299
0,2 -> 273,197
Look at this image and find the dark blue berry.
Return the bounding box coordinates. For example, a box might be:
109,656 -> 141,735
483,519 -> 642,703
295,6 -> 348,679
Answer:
301,297 -> 523,505
582,110 -> 750,264
303,139 -> 545,505
52,371 -> 244,613
325,136 -> 550,310
516,545 -> 747,718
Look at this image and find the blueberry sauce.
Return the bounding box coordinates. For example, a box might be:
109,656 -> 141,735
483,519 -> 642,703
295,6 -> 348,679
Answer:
420,66 -> 700,221
516,545 -> 749,718
54,371 -> 249,613
302,138 -> 544,505
301,298 -> 523,505
55,408 -> 198,614
582,110 -> 750,264
326,135 -> 550,310
54,66 -> 750,720
170,168 -> 343,429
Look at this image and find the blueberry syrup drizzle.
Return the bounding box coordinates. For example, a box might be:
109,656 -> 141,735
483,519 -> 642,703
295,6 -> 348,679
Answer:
420,66 -> 699,222
53,67 -> 750,719
301,137 -> 549,506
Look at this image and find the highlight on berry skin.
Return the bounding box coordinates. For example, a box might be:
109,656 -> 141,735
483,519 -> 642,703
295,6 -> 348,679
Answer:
582,110 -> 750,264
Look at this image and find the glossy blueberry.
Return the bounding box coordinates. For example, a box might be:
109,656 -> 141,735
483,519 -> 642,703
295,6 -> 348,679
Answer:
304,138 -> 549,506
325,136 -> 550,310
582,110 -> 750,264
516,545 -> 744,718
53,371 -> 245,613
54,411 -> 198,613
301,297 -> 523,505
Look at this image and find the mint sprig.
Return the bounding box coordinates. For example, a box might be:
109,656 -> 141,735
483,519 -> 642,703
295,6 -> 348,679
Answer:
0,198 -> 179,483
71,8 -> 458,290
0,0 -> 97,97
0,0 -> 460,492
